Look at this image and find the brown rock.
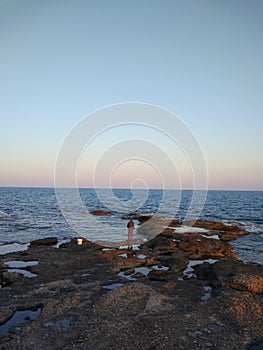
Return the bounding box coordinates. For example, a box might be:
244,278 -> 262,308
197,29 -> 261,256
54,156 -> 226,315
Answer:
90,209 -> 113,216
178,234 -> 237,259
230,273 -> 263,293
218,229 -> 249,241
224,292 -> 263,331
190,220 -> 246,233
168,219 -> 180,227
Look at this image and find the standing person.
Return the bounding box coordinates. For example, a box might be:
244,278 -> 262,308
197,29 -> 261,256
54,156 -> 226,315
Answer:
127,217 -> 134,250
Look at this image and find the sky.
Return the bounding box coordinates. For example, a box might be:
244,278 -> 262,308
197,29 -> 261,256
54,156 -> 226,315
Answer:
1,0 -> 263,190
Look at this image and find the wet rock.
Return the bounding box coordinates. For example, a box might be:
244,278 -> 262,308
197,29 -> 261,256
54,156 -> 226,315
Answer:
30,237 -> 58,246
89,209 -> 113,216
101,248 -> 150,269
185,220 -> 249,241
190,220 -> 242,231
230,274 -> 263,293
218,229 -> 249,241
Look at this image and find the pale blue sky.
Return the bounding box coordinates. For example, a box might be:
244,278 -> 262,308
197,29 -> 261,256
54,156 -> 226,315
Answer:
1,0 -> 263,190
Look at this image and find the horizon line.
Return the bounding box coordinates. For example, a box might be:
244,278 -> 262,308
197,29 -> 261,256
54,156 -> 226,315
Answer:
0,185 -> 262,192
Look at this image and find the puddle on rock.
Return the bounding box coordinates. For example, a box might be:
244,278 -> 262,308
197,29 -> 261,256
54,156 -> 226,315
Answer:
55,318 -> 70,330
175,226 -> 209,234
118,271 -> 137,281
182,259 -> 218,279
201,234 -> 219,240
54,239 -> 71,248
81,272 -> 90,277
7,269 -> 37,278
103,283 -> 124,290
0,243 -> 29,255
4,261 -> 39,278
201,286 -> 212,301
5,261 -> 38,268
118,265 -> 169,280
118,253 -> 128,258
137,254 -> 148,259
0,307 -> 42,335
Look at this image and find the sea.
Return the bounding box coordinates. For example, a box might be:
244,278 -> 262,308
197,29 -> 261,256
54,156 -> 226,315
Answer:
0,187 -> 262,265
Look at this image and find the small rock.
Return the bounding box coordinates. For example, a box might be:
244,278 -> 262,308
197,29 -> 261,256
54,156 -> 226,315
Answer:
90,210 -> 113,216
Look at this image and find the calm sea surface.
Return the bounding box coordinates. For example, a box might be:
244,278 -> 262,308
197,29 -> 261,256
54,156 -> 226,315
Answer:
0,187 -> 262,264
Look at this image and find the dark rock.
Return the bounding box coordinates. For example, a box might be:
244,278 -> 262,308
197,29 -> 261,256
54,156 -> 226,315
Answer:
149,269 -> 170,281
30,237 -> 58,246
121,213 -> 154,222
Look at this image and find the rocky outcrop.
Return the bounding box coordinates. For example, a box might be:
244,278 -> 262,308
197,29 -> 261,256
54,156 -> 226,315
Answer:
0,220 -> 261,350
178,234 -> 237,259
188,220 -> 249,241
30,237 -> 58,246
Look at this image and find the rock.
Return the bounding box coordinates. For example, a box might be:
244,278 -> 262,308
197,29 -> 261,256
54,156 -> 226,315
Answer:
178,234 -> 237,259
186,220 -> 249,240
121,213 -> 154,222
101,248 -> 150,269
30,237 -> 58,246
223,292 -> 263,331
153,237 -> 178,253
148,269 -> 170,281
164,282 -> 177,290
124,268 -> 135,275
90,209 -> 113,216
2,271 -> 22,283
160,227 -> 176,238
168,219 -> 180,227
230,274 -> 263,293
218,229 -> 249,241
0,223 -> 262,350
190,220 -> 241,231
133,272 -> 145,279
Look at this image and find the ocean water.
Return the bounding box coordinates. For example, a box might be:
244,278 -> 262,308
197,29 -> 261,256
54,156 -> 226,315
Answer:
0,187 -> 262,264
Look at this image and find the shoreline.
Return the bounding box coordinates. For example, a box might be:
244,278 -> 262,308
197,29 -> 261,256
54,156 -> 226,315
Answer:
0,219 -> 262,349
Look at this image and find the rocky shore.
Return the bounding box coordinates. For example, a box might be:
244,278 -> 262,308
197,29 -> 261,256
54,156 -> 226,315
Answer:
0,219 -> 262,349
